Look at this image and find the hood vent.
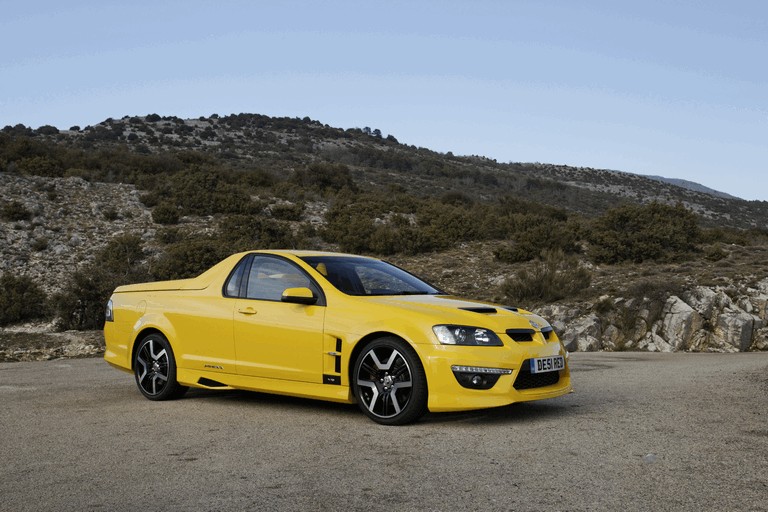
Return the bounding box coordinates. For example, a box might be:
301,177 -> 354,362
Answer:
459,307 -> 497,314
502,306 -> 519,312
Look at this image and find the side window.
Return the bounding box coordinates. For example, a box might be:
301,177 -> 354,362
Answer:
224,256 -> 249,297
245,256 -> 313,301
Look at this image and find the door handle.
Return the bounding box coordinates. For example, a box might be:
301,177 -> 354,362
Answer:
237,307 -> 257,315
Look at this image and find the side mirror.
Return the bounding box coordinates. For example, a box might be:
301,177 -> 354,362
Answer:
281,287 -> 318,305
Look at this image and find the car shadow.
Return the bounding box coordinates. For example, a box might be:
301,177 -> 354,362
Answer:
182,387 -> 361,418
182,387 -> 587,426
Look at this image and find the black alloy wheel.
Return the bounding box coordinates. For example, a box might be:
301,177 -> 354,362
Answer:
133,333 -> 187,400
352,337 -> 427,425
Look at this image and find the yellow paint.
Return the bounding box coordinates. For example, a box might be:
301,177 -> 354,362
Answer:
104,250 -> 572,413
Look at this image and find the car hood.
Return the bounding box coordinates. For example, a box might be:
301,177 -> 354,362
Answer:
358,294 -> 549,332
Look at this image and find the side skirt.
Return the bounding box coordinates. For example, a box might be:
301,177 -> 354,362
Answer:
176,368 -> 355,404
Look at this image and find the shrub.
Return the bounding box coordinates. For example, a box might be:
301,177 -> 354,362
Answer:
218,215 -> 298,251
151,238 -> 231,281
157,227 -> 183,244
31,237 -> 49,251
494,219 -> 582,263
269,202 -> 304,221
54,234 -> 148,329
53,268 -> 118,330
16,156 -> 63,176
95,234 -> 145,276
587,202 -> 700,264
501,250 -> 592,306
152,203 -> 180,224
290,163 -> 358,194
2,200 -> 31,221
0,274 -> 49,325
103,206 -> 119,221
166,170 -> 255,215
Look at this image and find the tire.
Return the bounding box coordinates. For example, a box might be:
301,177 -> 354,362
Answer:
133,333 -> 188,401
352,337 -> 427,425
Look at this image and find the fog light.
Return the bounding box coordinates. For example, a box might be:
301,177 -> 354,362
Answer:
451,366 -> 511,390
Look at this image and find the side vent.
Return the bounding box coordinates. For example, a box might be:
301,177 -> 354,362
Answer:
324,338 -> 343,385
197,377 -> 228,388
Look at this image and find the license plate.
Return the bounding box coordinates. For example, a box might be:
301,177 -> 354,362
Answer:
530,356 -> 565,374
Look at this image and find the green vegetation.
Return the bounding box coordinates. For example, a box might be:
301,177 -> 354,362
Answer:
152,203 -> 180,224
2,114 -> 767,331
54,234 -> 149,330
0,274 -> 49,326
2,200 -> 32,221
501,249 -> 592,305
587,202 -> 700,264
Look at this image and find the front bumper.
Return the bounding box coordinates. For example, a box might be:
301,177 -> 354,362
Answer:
417,340 -> 572,413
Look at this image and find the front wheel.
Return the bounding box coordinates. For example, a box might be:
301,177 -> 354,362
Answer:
352,337 -> 427,425
133,333 -> 188,400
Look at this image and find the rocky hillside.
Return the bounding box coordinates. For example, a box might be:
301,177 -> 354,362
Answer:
1,113 -> 768,357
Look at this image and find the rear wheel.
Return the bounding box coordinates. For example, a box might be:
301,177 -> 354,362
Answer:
133,333 -> 187,400
352,337 -> 427,425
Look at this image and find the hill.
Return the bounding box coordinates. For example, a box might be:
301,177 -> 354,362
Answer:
1,113 -> 767,355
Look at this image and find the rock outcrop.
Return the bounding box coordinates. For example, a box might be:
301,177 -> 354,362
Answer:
538,279 -> 768,352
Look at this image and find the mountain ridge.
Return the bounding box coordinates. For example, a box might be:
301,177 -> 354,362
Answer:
4,113 -> 766,228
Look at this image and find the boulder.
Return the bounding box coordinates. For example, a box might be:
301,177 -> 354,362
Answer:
715,310 -> 758,351
559,313 -> 602,352
659,296 -> 703,350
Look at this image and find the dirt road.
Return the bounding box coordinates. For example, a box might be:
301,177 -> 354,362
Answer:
1,352 -> 767,511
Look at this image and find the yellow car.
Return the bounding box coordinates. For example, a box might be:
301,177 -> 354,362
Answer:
104,250 -> 571,425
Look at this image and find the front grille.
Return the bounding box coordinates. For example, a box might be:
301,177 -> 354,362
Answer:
506,329 -> 535,342
513,360 -> 561,390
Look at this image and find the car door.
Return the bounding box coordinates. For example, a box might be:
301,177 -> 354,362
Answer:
232,255 -> 325,382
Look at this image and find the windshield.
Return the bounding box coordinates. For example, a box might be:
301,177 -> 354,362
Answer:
300,256 -> 442,296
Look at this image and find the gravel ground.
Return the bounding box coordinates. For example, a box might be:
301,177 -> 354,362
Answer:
0,328 -> 104,362
1,352 -> 767,511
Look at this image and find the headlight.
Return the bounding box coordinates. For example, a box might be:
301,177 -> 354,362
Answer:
433,325 -> 503,346
105,299 -> 114,322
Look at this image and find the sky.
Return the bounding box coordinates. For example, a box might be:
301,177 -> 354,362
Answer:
1,1 -> 766,201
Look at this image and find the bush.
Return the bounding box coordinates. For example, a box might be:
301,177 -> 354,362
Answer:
2,200 -> 31,221
103,206 -> 119,221
0,274 -> 49,325
587,202 -> 700,264
152,203 -> 180,224
151,238 -> 231,281
54,234 -> 148,329
166,170 -> 256,215
31,237 -> 48,251
218,215 -> 298,251
494,219 -> 582,263
269,202 -> 304,221
290,163 -> 358,194
501,250 -> 592,306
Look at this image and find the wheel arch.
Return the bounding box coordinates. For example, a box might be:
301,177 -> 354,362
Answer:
130,327 -> 168,371
347,331 -> 427,389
